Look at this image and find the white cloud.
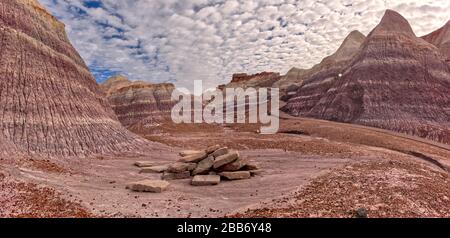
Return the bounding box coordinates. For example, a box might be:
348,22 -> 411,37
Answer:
39,0 -> 450,91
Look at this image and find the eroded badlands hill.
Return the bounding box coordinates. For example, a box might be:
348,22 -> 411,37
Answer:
422,21 -> 450,63
101,76 -> 176,127
278,30 -> 366,102
0,0 -> 148,156
283,10 -> 450,144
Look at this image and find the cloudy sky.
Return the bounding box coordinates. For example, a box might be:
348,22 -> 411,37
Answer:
40,0 -> 450,90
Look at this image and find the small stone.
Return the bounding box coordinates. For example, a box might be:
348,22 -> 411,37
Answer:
134,161 -> 158,167
213,151 -> 239,169
219,171 -> 251,180
179,150 -> 203,157
192,156 -> 214,175
139,165 -> 169,174
126,180 -> 170,193
179,152 -> 208,163
355,208 -> 368,218
162,171 -> 191,180
191,175 -> 221,186
167,162 -> 196,173
211,147 -> 229,158
249,170 -> 264,176
217,158 -> 247,171
205,145 -> 221,154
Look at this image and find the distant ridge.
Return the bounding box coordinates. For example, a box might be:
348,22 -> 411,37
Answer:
422,21 -> 450,63
277,29 -> 366,103
101,76 -> 176,127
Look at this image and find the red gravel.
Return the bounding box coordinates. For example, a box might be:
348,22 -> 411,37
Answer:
0,173 -> 93,218
231,159 -> 450,218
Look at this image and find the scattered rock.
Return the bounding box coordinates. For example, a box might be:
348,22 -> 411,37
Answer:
179,150 -> 203,157
214,151 -> 239,169
211,147 -> 229,158
355,208 -> 368,218
162,171 -> 191,180
192,156 -> 215,175
134,161 -> 158,168
218,158 -> 247,171
140,165 -> 169,174
191,175 -> 221,186
167,162 -> 196,173
179,151 -> 208,163
219,171 -> 251,180
127,180 -> 170,193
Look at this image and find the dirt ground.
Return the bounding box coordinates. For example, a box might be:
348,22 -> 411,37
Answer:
1,116 -> 449,218
231,159 -> 450,218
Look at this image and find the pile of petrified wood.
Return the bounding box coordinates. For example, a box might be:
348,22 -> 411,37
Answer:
127,145 -> 261,193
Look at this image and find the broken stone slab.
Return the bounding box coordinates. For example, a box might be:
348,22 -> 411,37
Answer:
187,163 -> 197,171
139,165 -> 169,174
191,175 -> 221,186
134,161 -> 159,168
219,171 -> 251,180
192,156 -> 214,175
213,151 -> 239,169
205,145 -> 221,154
211,147 -> 229,158
167,162 -> 197,173
126,180 -> 170,193
243,162 -> 260,171
179,151 -> 208,163
179,150 -> 203,157
162,171 -> 191,180
217,158 -> 247,172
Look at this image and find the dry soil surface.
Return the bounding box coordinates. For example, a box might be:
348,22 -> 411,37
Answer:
1,117 -> 449,217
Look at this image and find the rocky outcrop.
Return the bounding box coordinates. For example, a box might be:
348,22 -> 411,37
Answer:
219,72 -> 281,89
101,76 -> 175,127
422,21 -> 450,64
100,75 -> 133,96
0,0 -> 148,156
283,10 -> 450,144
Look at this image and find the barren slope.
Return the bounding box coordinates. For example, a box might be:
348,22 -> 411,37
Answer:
0,0 -> 148,156
283,10 -> 450,144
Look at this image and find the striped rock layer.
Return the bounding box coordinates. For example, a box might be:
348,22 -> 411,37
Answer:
273,67 -> 308,99
218,72 -> 281,90
0,0 -> 148,156
283,10 -> 450,144
101,76 -> 176,127
422,21 -> 450,64
279,30 -> 366,102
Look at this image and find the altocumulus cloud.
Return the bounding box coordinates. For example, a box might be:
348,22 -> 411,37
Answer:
40,0 -> 450,90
